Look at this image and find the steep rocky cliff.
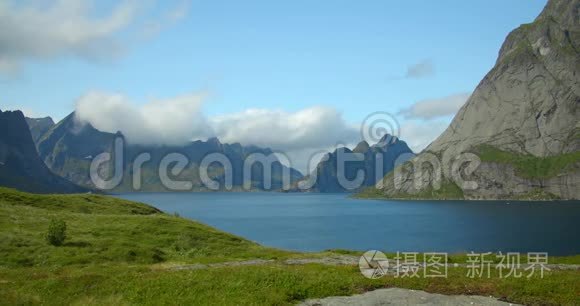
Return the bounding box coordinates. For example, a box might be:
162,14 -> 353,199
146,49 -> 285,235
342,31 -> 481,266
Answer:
25,116 -> 55,144
369,0 -> 579,200
0,110 -> 86,193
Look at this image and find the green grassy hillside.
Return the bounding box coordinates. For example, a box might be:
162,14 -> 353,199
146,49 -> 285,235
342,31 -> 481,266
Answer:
0,187 -> 290,268
476,145 -> 580,179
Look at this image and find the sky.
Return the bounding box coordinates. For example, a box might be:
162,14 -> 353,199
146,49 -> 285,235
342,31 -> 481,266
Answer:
0,0 -> 547,172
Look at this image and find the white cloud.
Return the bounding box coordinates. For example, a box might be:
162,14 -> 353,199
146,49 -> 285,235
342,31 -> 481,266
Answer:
75,90 -> 213,145
212,108 -> 360,174
398,93 -> 470,120
74,91 -> 360,150
0,0 -> 136,70
0,0 -> 190,74
211,107 -> 359,151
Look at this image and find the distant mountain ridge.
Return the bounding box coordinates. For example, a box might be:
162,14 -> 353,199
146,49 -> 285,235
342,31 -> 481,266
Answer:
293,135 -> 414,192
368,0 -> 580,200
0,109 -> 86,193
31,112 -> 303,192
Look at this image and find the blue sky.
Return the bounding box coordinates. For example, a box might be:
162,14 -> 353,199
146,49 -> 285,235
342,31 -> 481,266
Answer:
0,0 -> 547,170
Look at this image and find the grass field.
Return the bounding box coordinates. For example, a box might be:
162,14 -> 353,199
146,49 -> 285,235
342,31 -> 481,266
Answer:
476,145 -> 580,179
0,187 -> 578,305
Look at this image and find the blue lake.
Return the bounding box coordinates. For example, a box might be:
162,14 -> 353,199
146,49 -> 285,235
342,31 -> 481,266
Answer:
115,193 -> 580,256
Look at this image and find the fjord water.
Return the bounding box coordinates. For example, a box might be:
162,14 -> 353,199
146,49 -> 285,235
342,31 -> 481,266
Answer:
115,193 -> 580,255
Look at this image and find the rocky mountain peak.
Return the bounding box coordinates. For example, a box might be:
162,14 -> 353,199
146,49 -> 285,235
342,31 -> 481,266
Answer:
25,116 -> 55,144
372,134 -> 401,150
427,0 -> 579,159
0,110 -> 86,193
537,0 -> 579,28
352,141 -> 370,153
1,110 -> 32,146
373,0 -> 580,200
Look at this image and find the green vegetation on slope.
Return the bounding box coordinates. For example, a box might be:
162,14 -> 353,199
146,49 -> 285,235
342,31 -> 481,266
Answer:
355,178 -> 465,200
0,187 -> 579,305
0,187 -> 291,267
512,188 -> 561,201
0,187 -> 159,215
476,145 -> 580,179
354,186 -> 387,199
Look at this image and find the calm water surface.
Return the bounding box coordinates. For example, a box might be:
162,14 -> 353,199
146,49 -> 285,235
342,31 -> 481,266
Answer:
115,193 -> 580,255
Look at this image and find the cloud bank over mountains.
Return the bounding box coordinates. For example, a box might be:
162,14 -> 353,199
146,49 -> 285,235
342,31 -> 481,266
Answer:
74,89 -> 463,163
75,91 -> 212,146
212,107 -> 359,151
75,91 -> 360,150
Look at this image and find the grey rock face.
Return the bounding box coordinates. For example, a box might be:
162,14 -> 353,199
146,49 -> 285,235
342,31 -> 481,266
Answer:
429,0 -> 579,157
25,116 -> 55,145
465,162 -> 580,200
299,288 -> 517,306
376,0 -> 580,200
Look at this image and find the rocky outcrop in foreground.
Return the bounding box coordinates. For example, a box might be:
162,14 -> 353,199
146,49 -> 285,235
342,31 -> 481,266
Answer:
369,0 -> 579,200
299,288 -> 516,306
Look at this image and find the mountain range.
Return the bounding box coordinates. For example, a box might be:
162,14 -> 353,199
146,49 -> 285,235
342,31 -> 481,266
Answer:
17,111 -> 416,194
30,112 -> 304,192
1,108 -> 415,194
367,0 -> 580,200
